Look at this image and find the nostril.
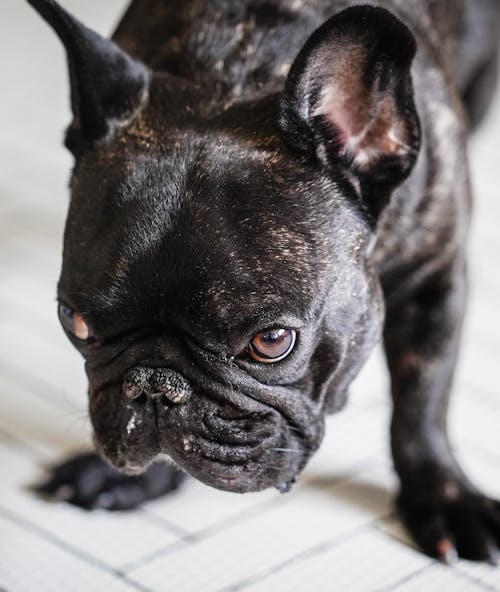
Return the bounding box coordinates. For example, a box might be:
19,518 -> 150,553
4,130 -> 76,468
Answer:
123,380 -> 143,400
133,392 -> 148,405
122,366 -> 153,400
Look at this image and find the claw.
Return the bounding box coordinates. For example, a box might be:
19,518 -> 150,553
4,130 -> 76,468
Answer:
437,539 -> 458,564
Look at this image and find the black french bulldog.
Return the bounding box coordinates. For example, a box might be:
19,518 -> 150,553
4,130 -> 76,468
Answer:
27,0 -> 500,563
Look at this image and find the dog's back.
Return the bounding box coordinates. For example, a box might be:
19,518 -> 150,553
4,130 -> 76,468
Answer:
113,0 -> 499,125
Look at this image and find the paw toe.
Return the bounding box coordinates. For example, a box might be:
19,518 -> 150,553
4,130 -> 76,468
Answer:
399,493 -> 500,563
34,453 -> 185,511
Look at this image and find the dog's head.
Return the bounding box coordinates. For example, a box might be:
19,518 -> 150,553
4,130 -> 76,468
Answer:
29,0 -> 419,492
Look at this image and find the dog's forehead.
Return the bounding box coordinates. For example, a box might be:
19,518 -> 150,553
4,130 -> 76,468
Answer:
61,134 -> 364,333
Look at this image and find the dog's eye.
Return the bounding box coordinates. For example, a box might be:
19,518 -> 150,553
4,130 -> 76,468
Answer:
247,328 -> 296,363
58,304 -> 90,341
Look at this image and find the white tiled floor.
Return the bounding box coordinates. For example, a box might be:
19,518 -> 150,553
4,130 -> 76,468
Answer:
1,1 -> 500,591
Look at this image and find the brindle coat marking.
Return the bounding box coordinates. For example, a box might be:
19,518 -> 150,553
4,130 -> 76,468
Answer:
29,0 -> 500,563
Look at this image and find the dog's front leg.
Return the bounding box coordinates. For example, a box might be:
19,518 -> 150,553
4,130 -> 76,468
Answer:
384,260 -> 500,563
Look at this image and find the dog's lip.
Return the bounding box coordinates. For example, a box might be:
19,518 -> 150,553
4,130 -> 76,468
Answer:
206,464 -> 257,482
172,452 -> 278,492
180,453 -> 298,494
191,435 -> 265,464
200,410 -> 276,445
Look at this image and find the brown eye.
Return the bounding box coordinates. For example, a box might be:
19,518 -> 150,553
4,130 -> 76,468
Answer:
248,328 -> 296,363
58,304 -> 90,341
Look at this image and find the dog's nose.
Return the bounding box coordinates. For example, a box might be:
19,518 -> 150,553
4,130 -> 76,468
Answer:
123,366 -> 192,404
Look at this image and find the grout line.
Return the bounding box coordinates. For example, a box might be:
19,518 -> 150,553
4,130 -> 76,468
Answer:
454,569 -> 500,592
120,490 -> 308,572
219,519 -> 394,592
373,521 -> 499,592
190,491 -> 291,539
0,505 -> 154,592
121,488 -> 303,572
122,456 -> 389,574
457,569 -> 500,592
371,514 -> 418,552
138,507 -> 193,539
379,563 -> 434,592
118,533 -> 194,574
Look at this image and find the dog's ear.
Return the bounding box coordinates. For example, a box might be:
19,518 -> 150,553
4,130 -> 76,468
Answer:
278,6 -> 420,220
27,0 -> 150,156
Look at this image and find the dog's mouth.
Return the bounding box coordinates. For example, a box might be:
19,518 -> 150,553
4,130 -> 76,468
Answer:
162,406 -> 305,492
89,382 -> 308,493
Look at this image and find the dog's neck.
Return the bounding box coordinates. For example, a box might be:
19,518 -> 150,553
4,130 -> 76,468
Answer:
113,0 -> 361,107
113,0 -> 473,112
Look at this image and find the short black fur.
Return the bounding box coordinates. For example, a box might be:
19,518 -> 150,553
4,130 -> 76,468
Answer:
27,0 -> 500,564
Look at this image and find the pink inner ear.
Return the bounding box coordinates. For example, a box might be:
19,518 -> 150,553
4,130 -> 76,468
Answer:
314,79 -> 410,171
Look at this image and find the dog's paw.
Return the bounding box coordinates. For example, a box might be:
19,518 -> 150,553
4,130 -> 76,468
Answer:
399,490 -> 500,564
34,452 -> 185,511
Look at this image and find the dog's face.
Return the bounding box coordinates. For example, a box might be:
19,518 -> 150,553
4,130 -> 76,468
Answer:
58,95 -> 383,491
33,2 -> 420,492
